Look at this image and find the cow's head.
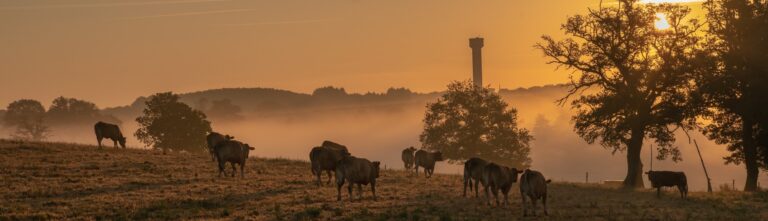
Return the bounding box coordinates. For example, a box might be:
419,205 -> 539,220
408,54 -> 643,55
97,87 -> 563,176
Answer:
509,168 -> 523,182
118,136 -> 127,148
372,161 -> 381,178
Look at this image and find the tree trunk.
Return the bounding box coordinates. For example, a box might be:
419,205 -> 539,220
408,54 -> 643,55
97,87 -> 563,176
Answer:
624,126 -> 645,189
743,116 -> 759,192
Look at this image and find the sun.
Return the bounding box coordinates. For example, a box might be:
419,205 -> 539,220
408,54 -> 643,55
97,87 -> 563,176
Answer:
654,13 -> 671,30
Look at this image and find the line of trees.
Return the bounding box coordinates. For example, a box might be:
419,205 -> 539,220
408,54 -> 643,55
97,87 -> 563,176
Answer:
2,97 -> 121,141
538,0 -> 767,191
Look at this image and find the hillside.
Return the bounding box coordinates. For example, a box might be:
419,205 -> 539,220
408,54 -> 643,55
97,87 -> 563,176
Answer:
2,140 -> 767,220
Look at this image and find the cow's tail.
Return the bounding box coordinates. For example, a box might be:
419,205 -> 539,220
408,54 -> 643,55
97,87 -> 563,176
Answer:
309,148 -> 318,175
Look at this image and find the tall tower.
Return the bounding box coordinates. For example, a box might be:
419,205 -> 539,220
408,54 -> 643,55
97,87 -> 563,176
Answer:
469,37 -> 484,88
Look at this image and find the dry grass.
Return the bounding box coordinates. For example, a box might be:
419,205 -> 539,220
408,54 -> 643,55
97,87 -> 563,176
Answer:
1,139 -> 767,220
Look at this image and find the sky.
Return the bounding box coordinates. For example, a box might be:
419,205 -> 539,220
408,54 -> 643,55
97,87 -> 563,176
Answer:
0,0 -> 705,108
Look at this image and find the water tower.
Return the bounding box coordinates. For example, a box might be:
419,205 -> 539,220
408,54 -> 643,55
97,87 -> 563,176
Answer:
469,37 -> 484,88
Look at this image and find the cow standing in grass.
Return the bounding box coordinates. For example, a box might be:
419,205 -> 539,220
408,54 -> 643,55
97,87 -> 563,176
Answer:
309,141 -> 350,186
414,150 -> 443,178
94,121 -> 126,149
464,157 -> 489,197
646,170 -> 688,199
206,132 -> 233,161
214,140 -> 254,178
483,163 -> 521,206
520,169 -> 550,216
335,155 -> 380,201
401,146 -> 417,170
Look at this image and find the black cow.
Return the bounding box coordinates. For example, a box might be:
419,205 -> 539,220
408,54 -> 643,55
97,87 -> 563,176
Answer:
94,121 -> 126,149
646,170 -> 688,199
414,150 -> 444,178
335,155 -> 380,201
520,169 -> 551,216
206,132 -> 234,161
464,157 -> 489,197
401,146 -> 417,170
214,140 -> 254,178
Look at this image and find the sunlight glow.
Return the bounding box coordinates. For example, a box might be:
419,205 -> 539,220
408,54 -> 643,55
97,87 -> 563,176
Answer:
641,0 -> 704,3
655,13 -> 671,30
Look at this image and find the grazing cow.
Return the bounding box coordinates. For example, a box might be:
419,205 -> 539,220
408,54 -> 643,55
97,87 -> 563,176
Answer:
464,157 -> 489,197
214,140 -> 254,178
335,156 -> 380,201
646,170 -> 688,199
94,121 -> 126,149
401,146 -> 417,170
309,144 -> 351,186
206,132 -> 234,161
414,150 -> 444,178
482,163 -> 521,206
520,169 -> 551,216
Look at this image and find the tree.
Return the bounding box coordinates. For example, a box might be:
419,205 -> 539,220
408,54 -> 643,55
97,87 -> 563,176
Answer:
697,0 -> 768,191
4,99 -> 50,141
420,80 -> 532,168
47,96 -> 102,125
135,92 -> 212,153
537,0 -> 702,188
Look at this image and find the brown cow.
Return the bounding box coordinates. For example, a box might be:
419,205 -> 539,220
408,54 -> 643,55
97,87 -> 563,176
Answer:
206,132 -> 233,161
94,121 -> 126,149
646,170 -> 688,199
214,140 -> 254,178
483,163 -> 521,206
414,149 -> 444,178
309,142 -> 351,186
519,169 -> 551,216
464,157 -> 489,197
335,156 -> 380,201
401,146 -> 417,170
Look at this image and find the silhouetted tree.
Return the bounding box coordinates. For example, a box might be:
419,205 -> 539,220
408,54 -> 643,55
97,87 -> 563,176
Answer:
420,80 -> 532,168
4,99 -> 50,141
47,97 -> 99,125
696,0 -> 768,191
205,99 -> 244,123
312,86 -> 347,97
135,92 -> 212,153
537,0 -> 702,188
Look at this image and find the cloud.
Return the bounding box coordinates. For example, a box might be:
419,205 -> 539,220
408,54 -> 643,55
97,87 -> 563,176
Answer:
122,9 -> 256,20
222,19 -> 337,27
0,0 -> 229,10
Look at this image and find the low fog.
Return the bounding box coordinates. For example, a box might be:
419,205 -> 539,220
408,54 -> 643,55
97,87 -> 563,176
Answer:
5,86 -> 767,192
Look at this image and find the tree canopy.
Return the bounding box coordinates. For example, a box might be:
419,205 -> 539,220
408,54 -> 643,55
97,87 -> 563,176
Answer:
420,80 -> 532,168
537,0 -> 702,188
4,99 -> 50,141
135,92 -> 212,153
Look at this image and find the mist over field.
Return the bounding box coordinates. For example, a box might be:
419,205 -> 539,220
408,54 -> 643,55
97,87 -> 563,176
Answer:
3,85 -> 764,192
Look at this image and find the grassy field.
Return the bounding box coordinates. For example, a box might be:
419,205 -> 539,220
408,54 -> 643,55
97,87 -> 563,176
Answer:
1,140 -> 767,220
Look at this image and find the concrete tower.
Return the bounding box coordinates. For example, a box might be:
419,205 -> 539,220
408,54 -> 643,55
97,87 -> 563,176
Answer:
469,37 -> 484,88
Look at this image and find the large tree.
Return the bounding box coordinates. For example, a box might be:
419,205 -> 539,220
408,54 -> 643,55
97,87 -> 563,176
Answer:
420,80 -> 532,168
46,96 -> 120,126
4,99 -> 50,141
697,0 -> 768,191
135,92 -> 212,153
537,0 -> 702,188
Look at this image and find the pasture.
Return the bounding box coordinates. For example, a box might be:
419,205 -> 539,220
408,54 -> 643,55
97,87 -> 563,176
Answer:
1,140 -> 767,220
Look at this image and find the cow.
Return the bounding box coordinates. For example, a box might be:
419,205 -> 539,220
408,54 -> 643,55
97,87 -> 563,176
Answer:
414,149 -> 444,178
335,155 -> 380,201
646,170 -> 688,199
464,157 -> 489,197
309,143 -> 351,186
401,146 -> 417,170
214,140 -> 254,178
520,169 -> 551,216
94,121 -> 126,149
483,163 -> 521,206
206,132 -> 234,161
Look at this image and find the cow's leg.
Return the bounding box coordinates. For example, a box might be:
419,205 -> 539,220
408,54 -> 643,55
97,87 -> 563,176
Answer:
492,186 -> 500,206
543,192 -> 549,216
521,194 -> 528,216
347,181 -> 354,201
96,137 -> 102,149
678,185 -> 685,199
231,162 -> 236,177
502,186 -> 510,206
657,187 -> 661,198
336,180 -> 344,201
463,177 -> 469,197
414,165 -> 419,176
531,198 -> 538,216
357,184 -> 363,200
218,160 -> 225,177
240,162 -> 245,178
316,169 -> 322,186
371,181 -> 377,201
327,170 -> 333,185
113,139 -> 118,149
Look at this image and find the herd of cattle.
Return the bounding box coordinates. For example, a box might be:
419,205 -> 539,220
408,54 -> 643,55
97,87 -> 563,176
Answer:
92,121 -> 691,217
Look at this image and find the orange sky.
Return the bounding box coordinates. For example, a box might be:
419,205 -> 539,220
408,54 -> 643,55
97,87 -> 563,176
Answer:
0,0 -> 703,107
